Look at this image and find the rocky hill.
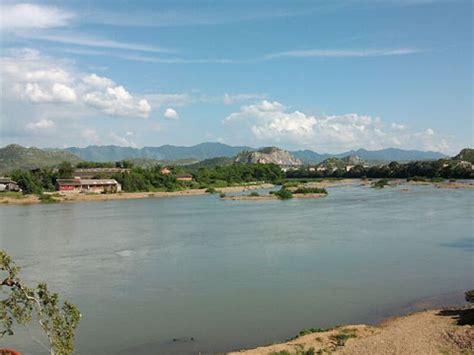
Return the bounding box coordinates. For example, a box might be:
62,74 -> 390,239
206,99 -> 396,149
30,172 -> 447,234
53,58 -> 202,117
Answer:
453,148 -> 474,163
235,147 -> 302,166
0,144 -> 82,173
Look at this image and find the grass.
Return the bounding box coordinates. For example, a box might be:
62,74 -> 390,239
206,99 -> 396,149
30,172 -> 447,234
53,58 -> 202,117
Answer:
38,194 -> 60,203
330,329 -> 357,347
0,191 -> 25,199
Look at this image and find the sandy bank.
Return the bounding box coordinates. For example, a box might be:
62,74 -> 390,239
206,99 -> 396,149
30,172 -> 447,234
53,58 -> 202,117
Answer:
229,307 -> 473,355
0,183 -> 274,205
223,193 -> 327,201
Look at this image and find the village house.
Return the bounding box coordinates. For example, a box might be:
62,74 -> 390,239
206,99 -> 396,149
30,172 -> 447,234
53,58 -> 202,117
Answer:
176,174 -> 193,182
0,177 -> 21,192
160,167 -> 171,175
56,178 -> 121,194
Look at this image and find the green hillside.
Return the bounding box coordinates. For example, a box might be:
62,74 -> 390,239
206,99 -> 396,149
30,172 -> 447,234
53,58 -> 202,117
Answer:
0,144 -> 82,173
453,148 -> 474,163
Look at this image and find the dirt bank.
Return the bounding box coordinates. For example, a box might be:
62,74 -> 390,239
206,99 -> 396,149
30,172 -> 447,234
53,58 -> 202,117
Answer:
229,308 -> 473,355
0,183 -> 274,205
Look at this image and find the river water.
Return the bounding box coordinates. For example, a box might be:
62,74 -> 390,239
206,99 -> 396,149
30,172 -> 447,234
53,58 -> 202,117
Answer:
0,183 -> 473,354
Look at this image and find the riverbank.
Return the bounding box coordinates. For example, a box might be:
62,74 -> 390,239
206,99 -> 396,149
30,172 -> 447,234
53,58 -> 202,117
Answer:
229,307 -> 473,354
0,183 -> 274,205
223,193 -> 327,201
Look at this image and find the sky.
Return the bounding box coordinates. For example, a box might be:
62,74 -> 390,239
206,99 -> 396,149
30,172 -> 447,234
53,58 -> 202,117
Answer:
0,0 -> 472,154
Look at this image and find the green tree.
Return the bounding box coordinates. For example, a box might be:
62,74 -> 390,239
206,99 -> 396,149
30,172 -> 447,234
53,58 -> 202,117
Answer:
0,251 -> 81,355
57,162 -> 75,179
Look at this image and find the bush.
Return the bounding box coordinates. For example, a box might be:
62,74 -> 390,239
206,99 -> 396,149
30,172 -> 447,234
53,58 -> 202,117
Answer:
249,191 -> 260,197
293,187 -> 328,194
38,194 -> 59,203
465,290 -> 474,303
274,187 -> 293,200
219,193 -> 226,198
205,187 -> 217,194
371,179 -> 389,189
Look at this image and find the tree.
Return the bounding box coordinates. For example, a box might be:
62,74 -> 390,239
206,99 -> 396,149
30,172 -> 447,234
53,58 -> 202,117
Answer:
57,162 -> 74,179
0,251 -> 81,355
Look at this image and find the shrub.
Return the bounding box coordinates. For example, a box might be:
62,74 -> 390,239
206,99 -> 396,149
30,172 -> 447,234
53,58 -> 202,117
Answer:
219,193 -> 226,198
38,194 -> 59,203
371,179 -> 389,189
465,290 -> 474,303
205,187 -> 217,194
249,191 -> 260,197
274,188 -> 293,200
293,187 -> 328,194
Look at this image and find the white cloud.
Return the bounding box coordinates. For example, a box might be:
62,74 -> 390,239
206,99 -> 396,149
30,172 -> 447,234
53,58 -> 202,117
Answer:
225,100 -> 453,153
1,48 -> 152,117
82,73 -> 115,88
223,93 -> 267,104
81,129 -> 100,144
164,108 -> 179,120
83,86 -> 151,118
25,119 -> 55,130
109,132 -> 136,147
0,3 -> 74,31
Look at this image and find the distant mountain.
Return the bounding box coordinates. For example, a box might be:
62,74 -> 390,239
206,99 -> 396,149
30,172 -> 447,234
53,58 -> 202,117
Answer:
235,147 -> 302,166
453,148 -> 474,163
293,147 -> 445,164
64,143 -> 252,162
0,144 -> 82,173
316,155 -> 366,171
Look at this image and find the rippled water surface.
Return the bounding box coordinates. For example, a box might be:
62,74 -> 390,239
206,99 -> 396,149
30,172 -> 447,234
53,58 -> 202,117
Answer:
0,183 -> 473,354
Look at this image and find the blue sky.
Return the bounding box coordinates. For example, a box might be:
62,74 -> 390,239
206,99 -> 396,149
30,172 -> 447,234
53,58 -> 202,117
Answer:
0,0 -> 472,153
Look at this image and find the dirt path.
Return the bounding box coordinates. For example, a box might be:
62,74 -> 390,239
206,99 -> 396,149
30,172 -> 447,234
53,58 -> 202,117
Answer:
229,309 -> 473,355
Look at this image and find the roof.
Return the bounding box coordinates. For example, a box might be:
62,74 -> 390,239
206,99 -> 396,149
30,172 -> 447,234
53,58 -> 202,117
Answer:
57,179 -> 82,186
75,168 -> 129,173
57,178 -> 119,186
80,179 -> 119,185
0,177 -> 16,184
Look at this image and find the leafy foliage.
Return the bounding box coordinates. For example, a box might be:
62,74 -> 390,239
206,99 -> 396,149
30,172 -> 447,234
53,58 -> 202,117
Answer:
465,290 -> 474,303
293,187 -> 328,194
0,251 -> 81,354
287,159 -> 473,180
371,179 -> 390,189
274,188 -> 293,200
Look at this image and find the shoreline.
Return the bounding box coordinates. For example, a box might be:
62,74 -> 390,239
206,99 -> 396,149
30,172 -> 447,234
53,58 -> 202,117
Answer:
229,305 -> 473,354
0,183 -> 274,205
223,193 -> 327,201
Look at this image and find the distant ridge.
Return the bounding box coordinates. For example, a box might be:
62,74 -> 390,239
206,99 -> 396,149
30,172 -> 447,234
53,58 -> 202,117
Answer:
63,143 -> 445,163
0,143 -> 447,172
64,142 -> 252,162
0,144 -> 82,172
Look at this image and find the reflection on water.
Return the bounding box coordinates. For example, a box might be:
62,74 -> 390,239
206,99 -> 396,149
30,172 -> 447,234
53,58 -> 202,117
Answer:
0,184 -> 473,354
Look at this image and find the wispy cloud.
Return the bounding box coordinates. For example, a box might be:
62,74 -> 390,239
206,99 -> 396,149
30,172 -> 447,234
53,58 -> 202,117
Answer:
116,47 -> 424,64
263,48 -> 425,60
20,32 -> 175,53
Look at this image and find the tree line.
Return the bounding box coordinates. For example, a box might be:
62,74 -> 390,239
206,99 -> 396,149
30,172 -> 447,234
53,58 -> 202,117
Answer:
286,159 -> 473,179
7,161 -> 284,194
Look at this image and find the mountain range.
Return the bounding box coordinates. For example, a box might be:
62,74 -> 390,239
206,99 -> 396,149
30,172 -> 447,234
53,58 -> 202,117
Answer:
62,143 -> 445,164
0,143 -> 449,173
